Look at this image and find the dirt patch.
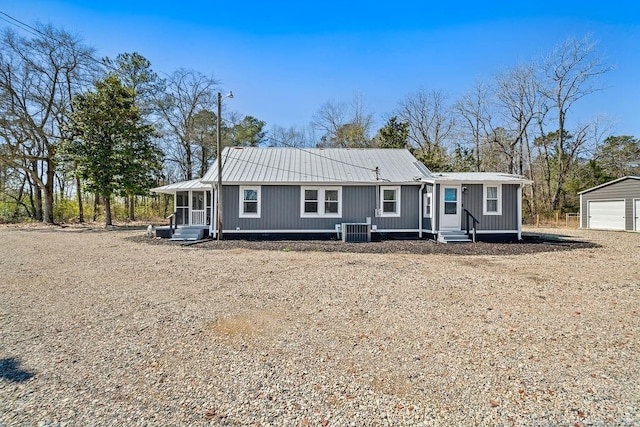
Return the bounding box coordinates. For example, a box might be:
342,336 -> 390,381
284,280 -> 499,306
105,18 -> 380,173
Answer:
208,310 -> 284,338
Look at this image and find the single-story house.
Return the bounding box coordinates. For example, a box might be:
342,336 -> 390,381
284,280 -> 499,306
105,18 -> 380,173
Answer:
151,147 -> 531,242
578,176 -> 640,231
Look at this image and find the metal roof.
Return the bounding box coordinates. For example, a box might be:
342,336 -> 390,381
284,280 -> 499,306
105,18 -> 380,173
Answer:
432,172 -> 532,184
150,178 -> 211,194
200,147 -> 432,184
577,176 -> 640,194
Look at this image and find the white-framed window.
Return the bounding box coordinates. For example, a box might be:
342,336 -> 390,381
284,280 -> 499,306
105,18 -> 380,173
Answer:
483,184 -> 502,215
380,186 -> 401,217
239,186 -> 261,218
423,192 -> 432,218
301,187 -> 342,217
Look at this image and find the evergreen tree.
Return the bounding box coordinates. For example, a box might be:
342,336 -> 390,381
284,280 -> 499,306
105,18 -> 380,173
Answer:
64,76 -> 161,226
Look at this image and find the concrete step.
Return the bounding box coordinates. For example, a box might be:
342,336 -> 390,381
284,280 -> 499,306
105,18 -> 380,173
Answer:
437,230 -> 472,244
169,228 -> 205,241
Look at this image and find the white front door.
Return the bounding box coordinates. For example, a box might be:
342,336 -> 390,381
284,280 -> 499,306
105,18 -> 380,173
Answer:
440,185 -> 461,230
635,199 -> 640,231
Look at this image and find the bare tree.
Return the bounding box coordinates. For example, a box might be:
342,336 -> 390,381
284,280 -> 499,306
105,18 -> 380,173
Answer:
154,69 -> 218,180
454,81 -> 494,171
0,25 -> 98,223
311,94 -> 373,147
540,36 -> 612,210
268,125 -> 310,147
494,63 -> 541,174
397,89 -> 454,170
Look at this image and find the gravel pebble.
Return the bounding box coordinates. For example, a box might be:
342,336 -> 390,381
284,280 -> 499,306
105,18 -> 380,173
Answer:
0,225 -> 638,425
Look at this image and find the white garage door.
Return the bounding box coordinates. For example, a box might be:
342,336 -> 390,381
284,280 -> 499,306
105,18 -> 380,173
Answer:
588,200 -> 625,230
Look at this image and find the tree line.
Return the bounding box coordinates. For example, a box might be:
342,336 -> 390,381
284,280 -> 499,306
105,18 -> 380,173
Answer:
0,23 -> 637,225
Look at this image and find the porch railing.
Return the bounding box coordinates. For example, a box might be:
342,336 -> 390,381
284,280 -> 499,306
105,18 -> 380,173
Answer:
463,208 -> 480,243
191,210 -> 206,225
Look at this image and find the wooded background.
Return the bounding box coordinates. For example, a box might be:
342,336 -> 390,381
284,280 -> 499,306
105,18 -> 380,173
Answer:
1,24 -> 638,225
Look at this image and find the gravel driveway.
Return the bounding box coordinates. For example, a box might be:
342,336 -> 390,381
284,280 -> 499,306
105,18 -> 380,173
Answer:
1,226 -> 638,425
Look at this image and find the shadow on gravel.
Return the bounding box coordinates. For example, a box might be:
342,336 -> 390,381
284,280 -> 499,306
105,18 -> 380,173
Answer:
0,357 -> 35,383
126,232 -> 600,256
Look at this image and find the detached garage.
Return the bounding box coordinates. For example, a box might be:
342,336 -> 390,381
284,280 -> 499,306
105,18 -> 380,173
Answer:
579,176 -> 640,231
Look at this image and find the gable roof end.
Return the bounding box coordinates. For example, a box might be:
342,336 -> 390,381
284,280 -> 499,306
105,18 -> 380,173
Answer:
577,176 -> 640,194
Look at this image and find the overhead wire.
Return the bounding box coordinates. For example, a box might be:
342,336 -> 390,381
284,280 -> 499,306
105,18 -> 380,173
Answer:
0,10 -> 119,74
219,148 -> 373,183
0,9 -> 397,182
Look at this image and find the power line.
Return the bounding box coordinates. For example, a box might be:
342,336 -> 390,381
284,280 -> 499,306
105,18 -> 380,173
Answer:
1,9 -> 398,183
0,10 -> 119,74
265,135 -> 379,173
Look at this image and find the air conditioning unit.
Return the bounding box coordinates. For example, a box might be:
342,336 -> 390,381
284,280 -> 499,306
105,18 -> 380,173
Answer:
341,223 -> 371,243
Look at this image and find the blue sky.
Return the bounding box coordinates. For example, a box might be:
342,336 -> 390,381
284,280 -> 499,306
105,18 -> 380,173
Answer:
2,1 -> 639,138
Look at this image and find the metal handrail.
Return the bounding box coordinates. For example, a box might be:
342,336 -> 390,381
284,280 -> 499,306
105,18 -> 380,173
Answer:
463,209 -> 480,243
166,211 -> 177,236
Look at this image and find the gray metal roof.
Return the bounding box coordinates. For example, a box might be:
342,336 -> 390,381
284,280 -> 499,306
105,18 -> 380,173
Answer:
577,176 -> 640,194
200,147 -> 432,184
150,178 -> 211,194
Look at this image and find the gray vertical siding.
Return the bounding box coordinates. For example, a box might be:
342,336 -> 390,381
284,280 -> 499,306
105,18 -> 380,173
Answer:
432,183 -> 518,231
460,184 -> 519,231
223,184 -> 422,232
580,178 -> 640,230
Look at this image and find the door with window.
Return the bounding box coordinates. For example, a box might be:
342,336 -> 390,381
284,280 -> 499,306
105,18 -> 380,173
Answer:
191,191 -> 206,225
175,191 -> 189,225
440,186 -> 460,230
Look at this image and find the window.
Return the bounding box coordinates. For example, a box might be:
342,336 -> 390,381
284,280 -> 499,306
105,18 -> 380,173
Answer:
239,186 -> 261,218
483,184 -> 502,215
304,189 -> 318,213
444,188 -> 457,215
325,189 -> 339,214
423,192 -> 432,218
380,186 -> 401,217
301,187 -> 342,217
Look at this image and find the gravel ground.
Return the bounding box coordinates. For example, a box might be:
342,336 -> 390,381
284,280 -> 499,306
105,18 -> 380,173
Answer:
0,225 -> 638,426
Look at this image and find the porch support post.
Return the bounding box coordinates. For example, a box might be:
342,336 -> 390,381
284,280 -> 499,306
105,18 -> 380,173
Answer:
517,184 -> 523,240
418,182 -> 426,238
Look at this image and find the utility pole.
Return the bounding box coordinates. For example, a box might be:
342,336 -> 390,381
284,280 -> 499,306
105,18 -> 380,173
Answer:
216,91 -> 233,240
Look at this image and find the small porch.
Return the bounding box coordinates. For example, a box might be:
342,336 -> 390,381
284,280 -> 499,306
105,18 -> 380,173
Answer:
150,179 -> 214,240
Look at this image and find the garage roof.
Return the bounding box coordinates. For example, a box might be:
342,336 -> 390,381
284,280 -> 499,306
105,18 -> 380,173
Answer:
578,176 -> 640,194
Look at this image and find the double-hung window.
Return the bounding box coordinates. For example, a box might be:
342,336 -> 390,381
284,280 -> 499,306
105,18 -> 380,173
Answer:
301,187 -> 342,217
423,192 -> 432,218
239,186 -> 261,218
380,186 -> 401,217
483,184 -> 501,215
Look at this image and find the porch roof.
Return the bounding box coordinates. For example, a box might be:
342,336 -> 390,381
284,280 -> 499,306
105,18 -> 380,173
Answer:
150,178 -> 211,194
430,172 -> 532,184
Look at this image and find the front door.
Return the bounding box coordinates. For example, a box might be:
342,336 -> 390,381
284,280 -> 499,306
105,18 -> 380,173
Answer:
440,185 -> 461,230
191,191 -> 206,225
635,199 -> 640,231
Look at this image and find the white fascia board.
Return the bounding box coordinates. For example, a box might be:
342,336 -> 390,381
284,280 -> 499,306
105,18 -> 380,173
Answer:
432,178 -> 532,185
210,181 -> 424,186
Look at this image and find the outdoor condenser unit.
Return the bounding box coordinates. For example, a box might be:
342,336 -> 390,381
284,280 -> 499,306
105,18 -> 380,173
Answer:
341,223 -> 371,243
